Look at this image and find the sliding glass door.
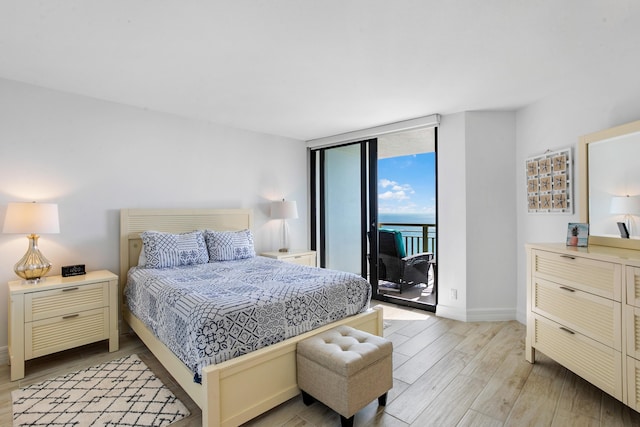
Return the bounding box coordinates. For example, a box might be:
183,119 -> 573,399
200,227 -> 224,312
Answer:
375,127 -> 437,310
323,144 -> 362,272
310,139 -> 377,279
310,127 -> 437,312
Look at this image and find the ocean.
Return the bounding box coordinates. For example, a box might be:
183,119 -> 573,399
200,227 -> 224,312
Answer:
378,213 -> 435,225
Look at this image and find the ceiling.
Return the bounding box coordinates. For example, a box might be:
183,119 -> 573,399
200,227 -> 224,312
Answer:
378,127 -> 434,159
1,1 -> 639,141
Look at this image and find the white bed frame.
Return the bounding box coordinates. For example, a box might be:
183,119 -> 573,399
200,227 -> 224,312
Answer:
119,208 -> 384,427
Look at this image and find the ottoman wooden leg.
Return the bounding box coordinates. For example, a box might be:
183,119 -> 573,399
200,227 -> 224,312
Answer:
340,414 -> 354,427
301,390 -> 315,406
378,392 -> 388,406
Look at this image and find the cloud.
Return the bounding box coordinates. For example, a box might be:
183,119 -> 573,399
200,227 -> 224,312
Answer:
378,178 -> 415,201
379,190 -> 409,201
379,179 -> 396,188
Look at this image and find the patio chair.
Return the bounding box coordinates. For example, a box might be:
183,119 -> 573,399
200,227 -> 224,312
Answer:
377,228 -> 433,293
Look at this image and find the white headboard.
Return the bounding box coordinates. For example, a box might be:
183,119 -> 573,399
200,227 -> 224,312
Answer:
119,208 -> 253,294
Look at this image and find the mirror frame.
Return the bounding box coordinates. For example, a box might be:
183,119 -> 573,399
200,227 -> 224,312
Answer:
579,119 -> 640,250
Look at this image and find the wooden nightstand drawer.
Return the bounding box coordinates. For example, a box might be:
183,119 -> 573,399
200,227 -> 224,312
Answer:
25,281 -> 109,322
533,250 -> 621,301
532,314 -> 623,400
532,278 -> 621,350
285,253 -> 315,266
25,307 -> 110,359
261,250 -> 317,267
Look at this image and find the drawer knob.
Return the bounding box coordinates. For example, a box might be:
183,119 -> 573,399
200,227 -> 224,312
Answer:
560,255 -> 576,260
62,287 -> 79,292
559,286 -> 576,292
559,326 -> 575,335
62,314 -> 79,320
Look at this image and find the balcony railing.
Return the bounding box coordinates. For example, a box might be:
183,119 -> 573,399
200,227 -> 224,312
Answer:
378,222 -> 436,257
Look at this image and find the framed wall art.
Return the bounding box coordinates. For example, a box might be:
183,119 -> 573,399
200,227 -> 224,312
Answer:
526,148 -> 572,213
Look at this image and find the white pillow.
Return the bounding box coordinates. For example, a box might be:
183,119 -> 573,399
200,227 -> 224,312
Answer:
140,230 -> 209,268
205,229 -> 256,261
137,246 -> 147,267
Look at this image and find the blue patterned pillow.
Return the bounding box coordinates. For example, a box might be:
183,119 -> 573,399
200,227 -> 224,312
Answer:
140,230 -> 209,268
205,229 -> 256,261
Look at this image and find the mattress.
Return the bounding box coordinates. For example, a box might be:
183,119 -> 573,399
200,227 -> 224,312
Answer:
124,256 -> 371,380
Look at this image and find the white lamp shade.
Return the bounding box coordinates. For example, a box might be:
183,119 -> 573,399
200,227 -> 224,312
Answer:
3,202 -> 60,234
271,200 -> 298,219
610,196 -> 640,215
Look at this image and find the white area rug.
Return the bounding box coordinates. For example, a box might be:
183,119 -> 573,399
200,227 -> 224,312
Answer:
12,354 -> 190,427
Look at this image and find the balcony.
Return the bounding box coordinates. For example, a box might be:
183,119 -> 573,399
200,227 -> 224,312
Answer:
376,222 -> 436,304
378,222 -> 436,257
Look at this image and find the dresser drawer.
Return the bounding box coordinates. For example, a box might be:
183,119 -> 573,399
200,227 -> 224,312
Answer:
626,356 -> 640,411
532,314 -> 623,400
25,307 -> 110,359
626,266 -> 640,308
533,278 -> 621,350
626,306 -> 640,360
25,282 -> 109,322
533,250 -> 621,301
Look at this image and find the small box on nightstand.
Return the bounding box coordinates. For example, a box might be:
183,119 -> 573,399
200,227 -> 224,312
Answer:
61,264 -> 86,277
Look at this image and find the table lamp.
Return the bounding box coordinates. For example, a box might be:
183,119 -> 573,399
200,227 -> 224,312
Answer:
270,199 -> 298,252
610,195 -> 640,237
3,202 -> 60,282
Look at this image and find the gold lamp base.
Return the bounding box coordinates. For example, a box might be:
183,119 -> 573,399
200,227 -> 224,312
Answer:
14,234 -> 52,282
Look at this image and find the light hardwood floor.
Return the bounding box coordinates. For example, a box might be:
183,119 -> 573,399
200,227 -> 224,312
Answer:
3,302 -> 640,426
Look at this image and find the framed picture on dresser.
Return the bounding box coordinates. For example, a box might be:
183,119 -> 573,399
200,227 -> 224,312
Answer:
566,222 -> 589,247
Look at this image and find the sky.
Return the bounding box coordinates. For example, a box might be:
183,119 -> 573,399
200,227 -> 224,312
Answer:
378,152 -> 436,217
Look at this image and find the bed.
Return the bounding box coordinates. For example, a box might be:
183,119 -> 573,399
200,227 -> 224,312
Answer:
119,208 -> 384,427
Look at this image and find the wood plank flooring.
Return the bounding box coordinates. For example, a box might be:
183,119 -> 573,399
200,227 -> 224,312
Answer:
2,302 -> 640,426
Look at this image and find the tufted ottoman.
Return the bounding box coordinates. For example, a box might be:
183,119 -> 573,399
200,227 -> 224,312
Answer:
297,325 -> 393,427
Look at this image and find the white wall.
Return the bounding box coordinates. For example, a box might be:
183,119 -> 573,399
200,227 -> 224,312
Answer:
0,78 -> 308,352
437,111 -> 517,321
438,85 -> 640,324
436,113 -> 468,320
465,112 -> 517,320
515,83 -> 640,323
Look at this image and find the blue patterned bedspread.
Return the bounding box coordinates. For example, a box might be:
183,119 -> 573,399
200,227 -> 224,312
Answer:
124,256 -> 371,380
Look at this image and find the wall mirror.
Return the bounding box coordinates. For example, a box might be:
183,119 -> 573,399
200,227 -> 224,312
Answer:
579,119 -> 640,250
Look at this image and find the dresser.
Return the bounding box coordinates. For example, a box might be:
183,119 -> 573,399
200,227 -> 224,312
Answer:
8,270 -> 119,381
526,243 -> 640,408
261,250 -> 317,267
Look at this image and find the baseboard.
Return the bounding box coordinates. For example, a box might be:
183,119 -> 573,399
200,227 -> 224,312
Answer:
0,345 -> 7,365
466,307 -> 517,322
436,305 -> 518,322
435,304 -> 468,322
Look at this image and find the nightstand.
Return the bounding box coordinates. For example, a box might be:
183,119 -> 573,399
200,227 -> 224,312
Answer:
8,270 -> 119,381
261,250 -> 317,267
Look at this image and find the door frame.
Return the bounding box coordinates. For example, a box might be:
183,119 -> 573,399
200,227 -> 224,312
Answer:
372,127 -> 438,312
310,128 -> 438,313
